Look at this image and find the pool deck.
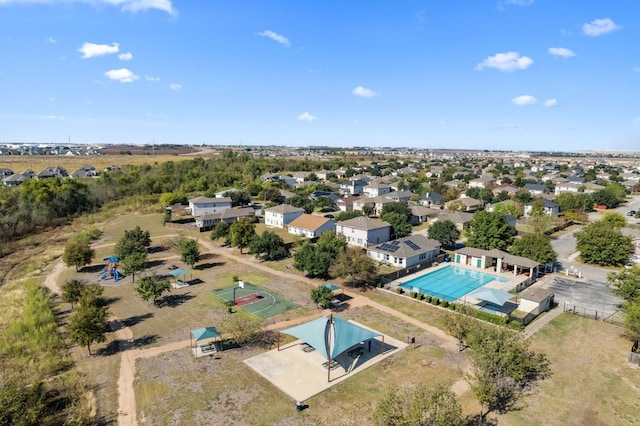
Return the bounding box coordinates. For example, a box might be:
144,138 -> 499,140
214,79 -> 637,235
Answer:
391,262 -> 530,306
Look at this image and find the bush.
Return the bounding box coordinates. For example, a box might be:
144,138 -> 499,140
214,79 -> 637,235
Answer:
376,282 -> 383,288
431,298 -> 440,306
232,275 -> 239,282
419,293 -> 425,301
442,300 -> 449,308
449,303 -> 456,310
426,295 -> 432,303
396,287 -> 404,294
410,291 -> 418,299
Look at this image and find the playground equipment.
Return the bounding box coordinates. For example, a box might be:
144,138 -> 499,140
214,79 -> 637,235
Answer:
100,256 -> 121,281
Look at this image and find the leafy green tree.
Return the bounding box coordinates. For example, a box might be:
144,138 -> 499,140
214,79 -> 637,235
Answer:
260,188 -> 283,203
443,309 -> 477,351
608,267 -> 640,303
293,231 -> 347,277
493,201 -> 522,218
465,211 -> 516,251
428,220 -> 460,247
622,299 -> 640,342
330,247 -> 378,286
135,275 -> 171,306
381,201 -> 412,219
61,279 -> 84,309
514,190 -> 532,204
373,382 -> 464,426
575,220 -> 633,266
0,378 -> 46,426
121,251 -> 147,282
466,324 -> 551,420
210,221 -> 230,242
381,212 -> 413,239
362,205 -> 374,217
114,225 -> 151,260
310,285 -> 334,308
63,241 -> 95,272
229,218 -> 257,254
249,230 -> 289,260
225,190 -> 252,206
286,194 -> 314,214
313,196 -> 335,212
67,302 -> 109,356
219,310 -> 262,346
527,199 -> 553,237
592,185 -> 626,209
180,238 -> 201,268
600,211 -> 627,229
335,210 -> 363,221
510,235 -> 557,265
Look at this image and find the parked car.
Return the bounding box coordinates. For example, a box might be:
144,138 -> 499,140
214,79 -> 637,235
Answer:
627,210 -> 637,217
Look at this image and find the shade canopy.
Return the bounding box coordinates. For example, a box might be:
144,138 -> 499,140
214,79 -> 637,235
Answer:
191,326 -> 220,342
468,287 -> 513,306
324,282 -> 341,292
170,268 -> 189,277
281,315 -> 380,360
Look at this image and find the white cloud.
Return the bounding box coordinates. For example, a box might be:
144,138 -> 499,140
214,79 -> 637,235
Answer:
633,67 -> 640,73
104,68 -> 139,83
548,47 -> 575,58
258,30 -> 290,47
45,36 -> 56,44
582,18 -> 621,37
46,115 -> 64,120
49,97 -> 56,101
118,52 -> 133,61
476,51 -> 533,72
0,0 -> 176,15
511,95 -> 537,105
352,86 -> 378,98
78,42 -> 119,59
297,112 -> 317,122
145,75 -> 160,81
544,98 -> 558,107
169,83 -> 182,91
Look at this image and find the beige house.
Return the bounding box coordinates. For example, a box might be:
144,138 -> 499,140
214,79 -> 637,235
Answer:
336,217 -> 391,248
264,204 -> 305,229
287,214 -> 336,238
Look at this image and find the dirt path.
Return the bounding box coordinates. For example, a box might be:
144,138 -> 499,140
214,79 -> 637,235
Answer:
43,259 -> 65,294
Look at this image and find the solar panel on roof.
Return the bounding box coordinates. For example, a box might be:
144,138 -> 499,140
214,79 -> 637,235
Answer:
404,240 -> 421,251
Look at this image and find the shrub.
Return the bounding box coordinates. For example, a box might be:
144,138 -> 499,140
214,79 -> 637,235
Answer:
426,295 -> 432,303
442,300 -> 449,308
377,282 -> 383,288
410,291 -> 417,299
396,287 -> 404,294
419,293 -> 425,301
431,298 -> 440,306
232,275 -> 239,282
449,303 -> 456,310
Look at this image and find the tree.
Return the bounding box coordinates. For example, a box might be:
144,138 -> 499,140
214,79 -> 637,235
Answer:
286,194 -> 314,214
335,210 -> 363,221
510,234 -> 557,265
330,247 -> 378,286
210,221 -> 230,242
527,199 -> 553,237
249,230 -> 289,260
67,302 -> 109,356
465,211 -> 516,251
180,238 -> 201,268
225,190 -> 251,206
443,309 -> 476,351
466,325 -> 551,420
121,251 -> 147,282
493,201 -> 522,218
608,267 -> 640,303
229,218 -> 256,254
219,310 -> 262,346
310,285 -> 334,308
373,382 -> 464,426
260,188 -> 283,203
622,299 -> 640,342
382,212 -> 413,239
63,241 -> 95,272
293,231 -> 347,277
362,205 -> 374,217
314,196 -> 335,212
114,225 -> 151,260
61,279 -> 84,309
592,187 -> 623,209
135,275 -> 171,306
600,211 -> 627,229
575,220 -> 633,266
428,220 -> 460,247
0,378 -> 46,426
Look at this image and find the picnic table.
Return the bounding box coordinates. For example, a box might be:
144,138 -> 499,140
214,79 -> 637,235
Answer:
322,360 -> 339,370
200,342 -> 218,353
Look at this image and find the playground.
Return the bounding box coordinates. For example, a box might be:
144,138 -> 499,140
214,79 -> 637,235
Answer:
212,282 -> 299,319
99,257 -> 122,282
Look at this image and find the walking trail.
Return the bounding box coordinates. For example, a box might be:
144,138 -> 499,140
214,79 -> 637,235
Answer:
46,237 -> 553,426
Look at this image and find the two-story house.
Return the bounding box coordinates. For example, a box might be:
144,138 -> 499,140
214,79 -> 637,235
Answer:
264,204 -> 305,229
335,217 -> 391,248
188,196 -> 232,217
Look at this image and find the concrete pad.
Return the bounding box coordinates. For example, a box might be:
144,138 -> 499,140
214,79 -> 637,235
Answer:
244,327 -> 407,402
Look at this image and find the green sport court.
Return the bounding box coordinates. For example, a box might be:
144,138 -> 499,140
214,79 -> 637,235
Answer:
212,282 -> 299,319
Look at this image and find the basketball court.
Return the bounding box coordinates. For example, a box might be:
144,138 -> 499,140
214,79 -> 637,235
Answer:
212,282 -> 299,319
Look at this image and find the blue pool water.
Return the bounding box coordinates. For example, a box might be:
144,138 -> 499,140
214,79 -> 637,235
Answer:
400,265 -> 510,302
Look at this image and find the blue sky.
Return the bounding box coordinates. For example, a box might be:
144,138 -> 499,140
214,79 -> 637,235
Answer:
0,0 -> 638,151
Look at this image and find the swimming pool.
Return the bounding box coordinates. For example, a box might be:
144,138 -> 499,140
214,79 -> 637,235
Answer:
400,265 -> 510,302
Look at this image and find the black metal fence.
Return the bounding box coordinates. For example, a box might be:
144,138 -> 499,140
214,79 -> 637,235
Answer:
563,301 -> 623,324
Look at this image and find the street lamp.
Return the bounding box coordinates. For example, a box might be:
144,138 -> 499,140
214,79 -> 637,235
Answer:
232,280 -> 245,306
